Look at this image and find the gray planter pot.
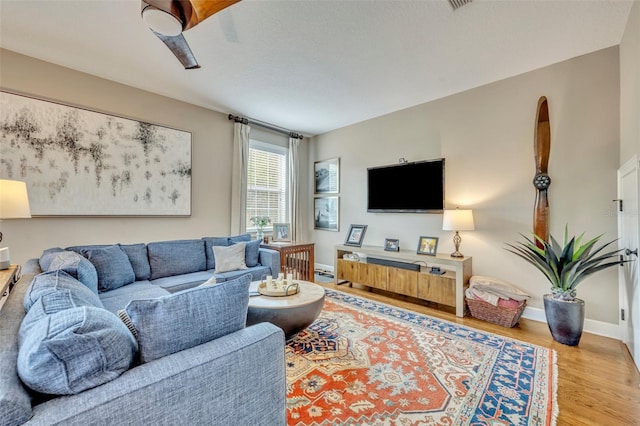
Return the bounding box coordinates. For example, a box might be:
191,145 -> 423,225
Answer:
543,294 -> 585,346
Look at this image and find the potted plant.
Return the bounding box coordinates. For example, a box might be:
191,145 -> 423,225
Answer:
250,216 -> 271,241
506,226 -> 625,346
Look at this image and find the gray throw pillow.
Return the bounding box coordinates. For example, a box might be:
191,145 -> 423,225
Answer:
243,239 -> 261,268
213,243 -> 248,274
46,251 -> 99,294
38,247 -> 65,271
23,270 -> 104,313
120,273 -> 251,363
17,306 -> 137,395
85,245 -> 136,292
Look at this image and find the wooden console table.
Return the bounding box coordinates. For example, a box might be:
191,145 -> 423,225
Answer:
261,242 -> 315,281
0,265 -> 20,312
335,245 -> 472,317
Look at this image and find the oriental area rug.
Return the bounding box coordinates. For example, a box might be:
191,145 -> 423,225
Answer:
285,289 -> 557,425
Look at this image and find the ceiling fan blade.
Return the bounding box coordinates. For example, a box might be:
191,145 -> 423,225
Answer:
153,31 -> 200,69
534,96 -> 550,174
185,0 -> 241,30
533,96 -> 551,246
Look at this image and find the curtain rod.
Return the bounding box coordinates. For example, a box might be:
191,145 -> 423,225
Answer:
228,114 -> 303,140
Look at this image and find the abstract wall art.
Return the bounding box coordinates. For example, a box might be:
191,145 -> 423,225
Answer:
0,91 -> 192,216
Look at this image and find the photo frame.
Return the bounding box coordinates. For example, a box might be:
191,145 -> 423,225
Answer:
0,90 -> 192,216
272,223 -> 291,242
345,224 -> 368,247
314,157 -> 340,194
384,238 -> 400,252
314,196 -> 339,231
417,236 -> 439,256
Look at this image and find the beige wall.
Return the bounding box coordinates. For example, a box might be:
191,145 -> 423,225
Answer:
0,49 -> 235,264
310,47 -> 621,325
620,0 -> 640,162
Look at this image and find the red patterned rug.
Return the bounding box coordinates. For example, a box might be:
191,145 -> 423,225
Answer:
286,289 -> 557,425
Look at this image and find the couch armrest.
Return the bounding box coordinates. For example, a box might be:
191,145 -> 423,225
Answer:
258,248 -> 280,277
25,323 -> 286,426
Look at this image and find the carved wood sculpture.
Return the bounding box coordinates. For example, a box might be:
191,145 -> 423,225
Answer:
141,0 -> 240,69
533,96 -> 551,246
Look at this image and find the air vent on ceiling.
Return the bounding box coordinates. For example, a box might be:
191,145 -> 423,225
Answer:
448,0 -> 472,11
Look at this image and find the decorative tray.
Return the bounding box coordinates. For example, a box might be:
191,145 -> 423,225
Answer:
257,281 -> 300,297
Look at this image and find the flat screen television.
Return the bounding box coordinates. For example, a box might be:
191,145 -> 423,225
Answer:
367,159 -> 445,213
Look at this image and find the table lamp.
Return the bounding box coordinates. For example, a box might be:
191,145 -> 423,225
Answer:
442,208 -> 474,258
0,179 -> 32,269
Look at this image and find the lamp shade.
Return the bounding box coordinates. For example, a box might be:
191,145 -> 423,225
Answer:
442,209 -> 474,231
0,179 -> 32,219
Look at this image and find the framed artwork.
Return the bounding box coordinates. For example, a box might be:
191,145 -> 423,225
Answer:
417,236 -> 439,256
345,224 -> 367,247
272,223 -> 291,242
314,196 -> 339,231
0,90 -> 192,216
314,157 -> 340,194
384,238 -> 400,252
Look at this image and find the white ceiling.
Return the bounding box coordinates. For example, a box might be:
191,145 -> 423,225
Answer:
0,0 -> 634,136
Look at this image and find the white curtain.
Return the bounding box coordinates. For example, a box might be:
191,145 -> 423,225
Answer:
288,136 -> 301,241
231,122 -> 250,235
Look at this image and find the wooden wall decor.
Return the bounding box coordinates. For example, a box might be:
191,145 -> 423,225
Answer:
533,96 -> 551,244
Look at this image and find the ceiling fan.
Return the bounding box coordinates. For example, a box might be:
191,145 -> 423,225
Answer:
141,0 -> 240,69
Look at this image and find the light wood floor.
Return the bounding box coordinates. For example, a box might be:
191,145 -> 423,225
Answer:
315,280 -> 640,426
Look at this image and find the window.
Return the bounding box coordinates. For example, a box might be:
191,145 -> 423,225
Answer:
246,140 -> 288,231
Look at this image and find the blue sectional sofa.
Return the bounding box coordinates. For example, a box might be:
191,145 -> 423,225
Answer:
0,235 -> 286,425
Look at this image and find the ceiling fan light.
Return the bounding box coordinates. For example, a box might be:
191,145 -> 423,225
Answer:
142,7 -> 183,36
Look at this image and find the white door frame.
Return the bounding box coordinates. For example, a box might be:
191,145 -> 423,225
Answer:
618,155 -> 639,370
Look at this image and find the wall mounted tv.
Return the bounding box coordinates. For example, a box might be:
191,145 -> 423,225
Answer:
367,158 -> 444,213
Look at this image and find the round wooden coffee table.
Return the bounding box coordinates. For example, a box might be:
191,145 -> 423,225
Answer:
247,280 -> 325,339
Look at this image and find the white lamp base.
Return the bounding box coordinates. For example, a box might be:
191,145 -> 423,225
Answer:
0,247 -> 10,270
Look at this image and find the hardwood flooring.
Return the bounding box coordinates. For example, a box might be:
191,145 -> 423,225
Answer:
315,281 -> 640,426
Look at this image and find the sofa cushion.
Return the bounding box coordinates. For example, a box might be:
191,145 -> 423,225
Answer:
151,271 -> 214,293
121,273 -> 251,363
202,237 -> 230,270
243,239 -> 261,267
216,265 -> 271,283
229,233 -> 252,244
99,281 -> 169,314
147,239 -> 206,280
213,243 -> 248,274
119,243 -> 151,281
46,251 -> 99,294
38,247 -> 65,271
23,270 -> 104,313
85,245 -> 136,292
17,306 -> 137,395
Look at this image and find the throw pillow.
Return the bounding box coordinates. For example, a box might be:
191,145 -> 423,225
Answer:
46,251 -> 99,294
119,243 -> 151,281
121,273 -> 251,363
23,270 -> 104,313
17,306 -> 137,395
213,243 -> 248,274
243,239 -> 261,268
85,245 -> 136,292
202,237 -> 229,270
38,247 -> 65,271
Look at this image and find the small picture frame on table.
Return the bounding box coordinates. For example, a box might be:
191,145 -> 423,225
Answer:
417,236 -> 438,256
344,224 -> 367,247
272,223 -> 291,242
384,238 -> 400,252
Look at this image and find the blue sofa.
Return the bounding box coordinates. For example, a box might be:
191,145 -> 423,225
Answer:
0,235 -> 286,425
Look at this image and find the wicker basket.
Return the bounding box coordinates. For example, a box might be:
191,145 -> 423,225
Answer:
466,297 -> 526,328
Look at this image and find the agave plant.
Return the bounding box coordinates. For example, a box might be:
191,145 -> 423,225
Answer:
506,226 -> 624,301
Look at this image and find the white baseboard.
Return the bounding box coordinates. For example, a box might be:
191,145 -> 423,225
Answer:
522,306 -> 621,340
315,263 -> 334,273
